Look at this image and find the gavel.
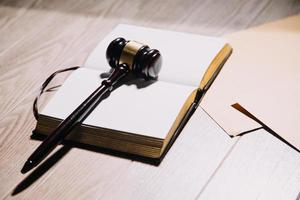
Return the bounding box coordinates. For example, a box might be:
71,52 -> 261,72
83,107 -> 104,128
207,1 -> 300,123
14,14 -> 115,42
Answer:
21,38 -> 162,173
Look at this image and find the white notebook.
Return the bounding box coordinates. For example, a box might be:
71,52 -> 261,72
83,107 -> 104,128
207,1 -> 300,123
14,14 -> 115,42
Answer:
35,24 -> 232,159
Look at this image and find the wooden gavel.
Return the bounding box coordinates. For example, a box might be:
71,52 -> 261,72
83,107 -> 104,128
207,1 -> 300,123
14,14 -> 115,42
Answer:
21,38 -> 162,173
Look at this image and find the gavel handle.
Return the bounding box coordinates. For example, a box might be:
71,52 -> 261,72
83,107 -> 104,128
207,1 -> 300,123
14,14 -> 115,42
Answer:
21,64 -> 129,173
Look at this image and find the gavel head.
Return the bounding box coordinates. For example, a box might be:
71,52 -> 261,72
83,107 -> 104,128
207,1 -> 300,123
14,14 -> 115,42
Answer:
106,37 -> 162,79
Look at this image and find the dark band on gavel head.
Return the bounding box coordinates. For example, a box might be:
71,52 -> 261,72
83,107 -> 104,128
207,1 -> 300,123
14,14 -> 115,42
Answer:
106,37 -> 162,79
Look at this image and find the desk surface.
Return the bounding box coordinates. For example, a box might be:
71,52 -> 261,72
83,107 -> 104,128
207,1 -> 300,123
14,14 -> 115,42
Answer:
1,0 -> 300,199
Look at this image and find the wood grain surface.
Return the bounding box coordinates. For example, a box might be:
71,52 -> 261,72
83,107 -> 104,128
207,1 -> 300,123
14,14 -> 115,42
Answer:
1,0 -> 300,199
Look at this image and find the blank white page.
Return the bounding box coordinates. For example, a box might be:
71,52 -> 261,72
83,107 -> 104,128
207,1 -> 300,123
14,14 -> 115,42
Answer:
85,24 -> 226,87
41,68 -> 195,139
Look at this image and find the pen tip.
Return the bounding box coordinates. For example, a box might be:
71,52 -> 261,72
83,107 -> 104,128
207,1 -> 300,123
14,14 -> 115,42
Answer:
21,160 -> 34,174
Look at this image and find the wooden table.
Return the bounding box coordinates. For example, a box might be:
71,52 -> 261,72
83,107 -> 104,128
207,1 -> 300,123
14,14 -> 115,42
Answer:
1,0 -> 300,199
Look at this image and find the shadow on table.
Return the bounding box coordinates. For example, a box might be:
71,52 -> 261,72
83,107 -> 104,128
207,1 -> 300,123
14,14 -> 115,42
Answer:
12,132 -> 163,196
12,145 -> 71,196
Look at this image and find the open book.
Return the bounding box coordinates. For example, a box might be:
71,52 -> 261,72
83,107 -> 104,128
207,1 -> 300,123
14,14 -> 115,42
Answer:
35,24 -> 232,159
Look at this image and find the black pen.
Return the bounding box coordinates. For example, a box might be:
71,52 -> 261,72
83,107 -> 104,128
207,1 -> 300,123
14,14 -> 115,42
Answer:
21,65 -> 129,174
